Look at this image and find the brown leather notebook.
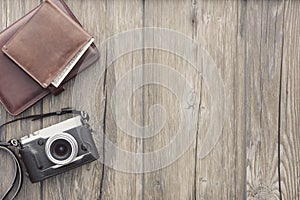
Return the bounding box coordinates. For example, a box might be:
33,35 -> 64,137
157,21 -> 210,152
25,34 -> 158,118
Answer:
2,0 -> 93,88
0,0 -> 99,115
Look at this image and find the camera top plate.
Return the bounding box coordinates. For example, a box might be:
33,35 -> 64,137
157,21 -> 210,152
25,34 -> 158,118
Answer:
20,116 -> 83,145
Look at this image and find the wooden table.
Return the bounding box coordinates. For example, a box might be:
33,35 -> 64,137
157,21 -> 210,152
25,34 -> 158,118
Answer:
0,0 -> 299,199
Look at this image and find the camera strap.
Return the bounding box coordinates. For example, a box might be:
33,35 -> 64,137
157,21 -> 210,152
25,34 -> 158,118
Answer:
0,107 -> 82,200
0,107 -> 82,129
0,145 -> 23,200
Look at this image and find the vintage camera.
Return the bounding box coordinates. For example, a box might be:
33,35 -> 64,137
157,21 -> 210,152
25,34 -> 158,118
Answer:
19,112 -> 99,183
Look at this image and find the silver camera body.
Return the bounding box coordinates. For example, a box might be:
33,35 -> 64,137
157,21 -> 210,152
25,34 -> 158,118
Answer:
19,113 -> 99,183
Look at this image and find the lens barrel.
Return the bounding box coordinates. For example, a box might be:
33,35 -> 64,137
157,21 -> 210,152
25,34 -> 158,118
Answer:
45,133 -> 78,165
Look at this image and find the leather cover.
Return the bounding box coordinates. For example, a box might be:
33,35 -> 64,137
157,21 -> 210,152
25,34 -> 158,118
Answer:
2,0 -> 93,88
0,0 -> 99,115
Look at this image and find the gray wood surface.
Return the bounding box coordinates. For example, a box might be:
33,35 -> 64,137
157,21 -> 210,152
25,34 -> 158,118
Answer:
0,0 -> 299,199
245,1 -> 286,199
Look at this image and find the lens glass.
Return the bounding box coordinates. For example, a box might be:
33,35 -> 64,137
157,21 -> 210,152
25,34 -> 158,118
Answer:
50,139 -> 72,161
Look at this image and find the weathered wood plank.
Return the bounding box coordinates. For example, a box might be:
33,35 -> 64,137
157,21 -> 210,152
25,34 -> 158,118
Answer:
0,1 -> 42,200
246,0 -> 285,199
193,1 -> 247,199
280,1 -> 300,199
142,1 -> 201,199
89,0 -> 144,199
95,0 -> 144,199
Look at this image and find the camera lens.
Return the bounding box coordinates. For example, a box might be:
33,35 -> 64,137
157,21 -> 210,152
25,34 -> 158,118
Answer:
45,133 -> 78,165
50,139 -> 72,161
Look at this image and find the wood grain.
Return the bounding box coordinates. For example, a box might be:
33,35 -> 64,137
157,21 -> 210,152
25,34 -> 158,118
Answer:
246,1 -> 285,199
87,0 -> 144,199
0,0 -> 300,199
92,0 -> 145,199
142,1 -> 199,200
280,1 -> 300,199
193,1 -> 247,199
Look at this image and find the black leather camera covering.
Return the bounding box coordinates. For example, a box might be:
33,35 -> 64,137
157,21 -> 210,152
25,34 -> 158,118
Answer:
19,125 -> 99,183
